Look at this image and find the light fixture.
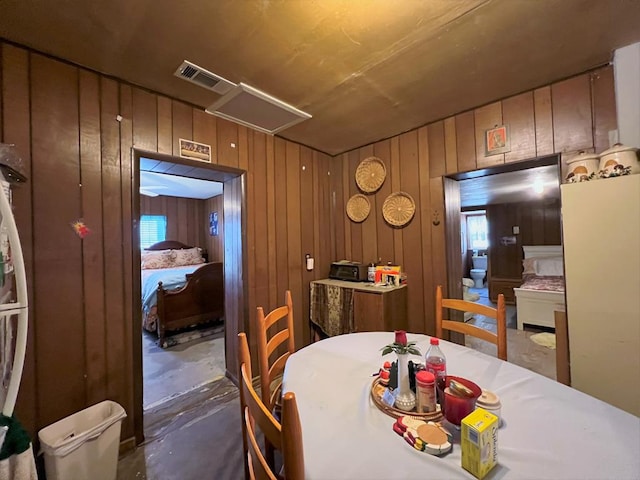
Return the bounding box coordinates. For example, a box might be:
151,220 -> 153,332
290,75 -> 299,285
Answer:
206,83 -> 311,135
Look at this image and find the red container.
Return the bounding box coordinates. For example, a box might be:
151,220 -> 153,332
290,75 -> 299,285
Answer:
440,376 -> 482,426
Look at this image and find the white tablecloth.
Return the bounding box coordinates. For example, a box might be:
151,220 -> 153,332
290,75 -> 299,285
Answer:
282,332 -> 640,480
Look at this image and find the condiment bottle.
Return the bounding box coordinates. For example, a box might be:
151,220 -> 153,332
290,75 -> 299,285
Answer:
476,390 -> 502,426
367,262 -> 376,282
425,338 -> 447,405
415,370 -> 436,413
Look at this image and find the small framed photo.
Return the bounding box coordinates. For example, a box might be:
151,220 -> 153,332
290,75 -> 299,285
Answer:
484,125 -> 510,156
209,212 -> 218,236
179,138 -> 212,163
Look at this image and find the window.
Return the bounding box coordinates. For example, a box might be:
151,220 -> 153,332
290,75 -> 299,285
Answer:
140,215 -> 167,249
466,214 -> 488,250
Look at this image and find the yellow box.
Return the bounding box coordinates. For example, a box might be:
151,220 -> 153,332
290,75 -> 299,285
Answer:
461,408 -> 498,479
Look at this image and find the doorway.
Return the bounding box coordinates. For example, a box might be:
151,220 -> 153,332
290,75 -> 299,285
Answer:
131,148 -> 247,444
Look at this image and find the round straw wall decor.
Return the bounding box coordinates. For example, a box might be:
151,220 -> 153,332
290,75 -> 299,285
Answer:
346,194 -> 371,223
355,156 -> 387,193
382,191 -> 416,227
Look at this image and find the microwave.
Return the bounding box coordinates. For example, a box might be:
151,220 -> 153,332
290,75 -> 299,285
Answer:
329,261 -> 368,282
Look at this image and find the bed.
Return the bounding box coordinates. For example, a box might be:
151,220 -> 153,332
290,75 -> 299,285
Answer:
513,245 -> 565,330
141,240 -> 224,347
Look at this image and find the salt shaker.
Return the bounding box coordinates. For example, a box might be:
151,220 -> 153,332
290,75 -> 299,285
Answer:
415,370 -> 437,413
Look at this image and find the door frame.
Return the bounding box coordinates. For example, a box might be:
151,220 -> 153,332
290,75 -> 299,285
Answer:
131,148 -> 248,445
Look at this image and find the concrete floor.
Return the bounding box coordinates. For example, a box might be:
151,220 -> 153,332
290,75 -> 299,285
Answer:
118,295 -> 556,479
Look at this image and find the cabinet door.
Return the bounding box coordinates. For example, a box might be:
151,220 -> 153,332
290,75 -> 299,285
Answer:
353,291 -> 384,332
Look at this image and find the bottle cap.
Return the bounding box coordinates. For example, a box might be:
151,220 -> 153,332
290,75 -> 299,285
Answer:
416,371 -> 435,385
430,337 -> 440,345
476,389 -> 501,408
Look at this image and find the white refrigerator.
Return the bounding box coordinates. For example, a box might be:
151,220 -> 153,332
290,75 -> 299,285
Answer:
561,174 -> 640,416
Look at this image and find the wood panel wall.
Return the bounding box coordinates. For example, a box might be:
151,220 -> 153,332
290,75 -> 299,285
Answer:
0,38 -> 616,446
204,195 -> 224,262
487,198 -> 562,279
140,194 -> 207,249
333,65 -> 616,335
0,42 -> 334,444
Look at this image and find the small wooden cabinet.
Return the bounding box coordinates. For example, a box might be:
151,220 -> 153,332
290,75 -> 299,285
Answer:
310,279 -> 407,337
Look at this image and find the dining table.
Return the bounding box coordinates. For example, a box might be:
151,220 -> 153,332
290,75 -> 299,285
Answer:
282,331 -> 640,480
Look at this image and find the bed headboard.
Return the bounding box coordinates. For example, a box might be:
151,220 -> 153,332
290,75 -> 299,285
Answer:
145,240 -> 193,250
523,245 -> 562,258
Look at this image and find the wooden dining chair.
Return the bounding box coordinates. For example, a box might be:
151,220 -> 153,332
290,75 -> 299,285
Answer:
238,332 -> 305,480
435,285 -> 507,361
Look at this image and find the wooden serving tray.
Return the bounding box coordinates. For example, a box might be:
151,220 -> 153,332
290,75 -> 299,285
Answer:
370,378 -> 444,422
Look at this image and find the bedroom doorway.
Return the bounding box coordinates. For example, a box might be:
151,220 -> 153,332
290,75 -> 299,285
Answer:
131,148 -> 247,445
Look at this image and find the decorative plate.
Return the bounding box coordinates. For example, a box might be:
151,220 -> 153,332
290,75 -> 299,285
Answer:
382,192 -> 416,227
346,194 -> 371,223
355,156 -> 387,193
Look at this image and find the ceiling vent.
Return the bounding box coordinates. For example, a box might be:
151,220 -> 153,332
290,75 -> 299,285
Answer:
174,60 -> 235,95
205,83 -> 312,135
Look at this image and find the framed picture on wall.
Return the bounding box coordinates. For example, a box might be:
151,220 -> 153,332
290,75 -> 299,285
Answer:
484,125 -> 510,156
179,138 -> 212,162
209,212 -> 218,236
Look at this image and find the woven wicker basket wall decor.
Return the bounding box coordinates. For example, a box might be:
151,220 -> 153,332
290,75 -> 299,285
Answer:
346,194 -> 371,223
382,191 -> 416,227
355,156 -> 386,193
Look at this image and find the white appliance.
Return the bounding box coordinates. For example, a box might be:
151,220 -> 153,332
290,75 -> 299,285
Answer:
561,174 -> 640,416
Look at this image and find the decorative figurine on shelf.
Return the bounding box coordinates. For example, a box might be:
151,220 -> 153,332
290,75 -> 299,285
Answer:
381,330 -> 421,411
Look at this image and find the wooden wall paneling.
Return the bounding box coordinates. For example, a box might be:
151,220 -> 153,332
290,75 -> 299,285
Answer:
274,138 -> 289,305
204,195 -> 224,262
534,86 -> 554,156
374,139 -> 393,264
176,197 -> 188,242
315,153 -> 333,279
428,177 -> 446,334
119,85 -> 135,442
348,150 -> 363,262
31,55 -> 85,427
165,196 -> 178,240
359,144 -> 377,265
241,127 -> 256,346
398,131 -> 424,333
455,111 -> 476,173
530,201 -> 546,246
475,101 -> 505,168
192,109 -> 218,163
299,146 -> 314,345
591,65 -> 617,154
285,142 -> 304,348
251,131 -> 269,318
340,153 -> 352,260
417,126 -> 434,333
551,73 -> 593,153
118,83 -> 135,440
156,96 -> 172,155
216,118 -> 239,168
390,137 -> 403,265
223,175 -> 244,382
2,44 -> 36,434
503,92 -> 536,163
171,100 -> 193,158
79,69 -> 107,406
428,121 -> 446,178
543,199 -> 562,244
132,87 -> 157,152
328,155 -> 344,263
265,135 -> 278,307
444,117 -> 458,174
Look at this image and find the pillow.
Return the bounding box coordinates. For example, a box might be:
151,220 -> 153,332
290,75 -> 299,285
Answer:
172,247 -> 205,267
141,250 -> 176,269
534,256 -> 564,276
522,258 -> 536,274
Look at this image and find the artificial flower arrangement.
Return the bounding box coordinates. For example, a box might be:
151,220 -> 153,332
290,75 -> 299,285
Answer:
381,330 -> 421,356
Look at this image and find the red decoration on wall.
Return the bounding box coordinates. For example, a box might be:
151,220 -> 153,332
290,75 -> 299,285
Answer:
71,219 -> 91,239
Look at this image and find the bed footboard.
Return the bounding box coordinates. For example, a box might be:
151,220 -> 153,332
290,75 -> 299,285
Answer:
156,262 -> 224,346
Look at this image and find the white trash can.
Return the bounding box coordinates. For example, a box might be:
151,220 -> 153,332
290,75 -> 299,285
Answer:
38,400 -> 126,480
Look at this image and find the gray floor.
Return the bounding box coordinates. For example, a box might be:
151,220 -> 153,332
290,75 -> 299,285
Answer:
118,295 -> 556,479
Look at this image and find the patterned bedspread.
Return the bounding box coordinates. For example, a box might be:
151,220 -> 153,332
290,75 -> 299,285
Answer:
520,274 -> 565,293
141,264 -> 205,331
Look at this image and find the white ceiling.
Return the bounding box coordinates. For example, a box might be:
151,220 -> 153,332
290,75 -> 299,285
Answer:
140,171 -> 222,200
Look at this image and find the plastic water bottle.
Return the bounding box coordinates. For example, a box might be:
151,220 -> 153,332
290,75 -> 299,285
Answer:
425,338 -> 447,405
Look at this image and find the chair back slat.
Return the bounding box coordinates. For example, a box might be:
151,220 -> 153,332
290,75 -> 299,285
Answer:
436,285 -> 507,361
